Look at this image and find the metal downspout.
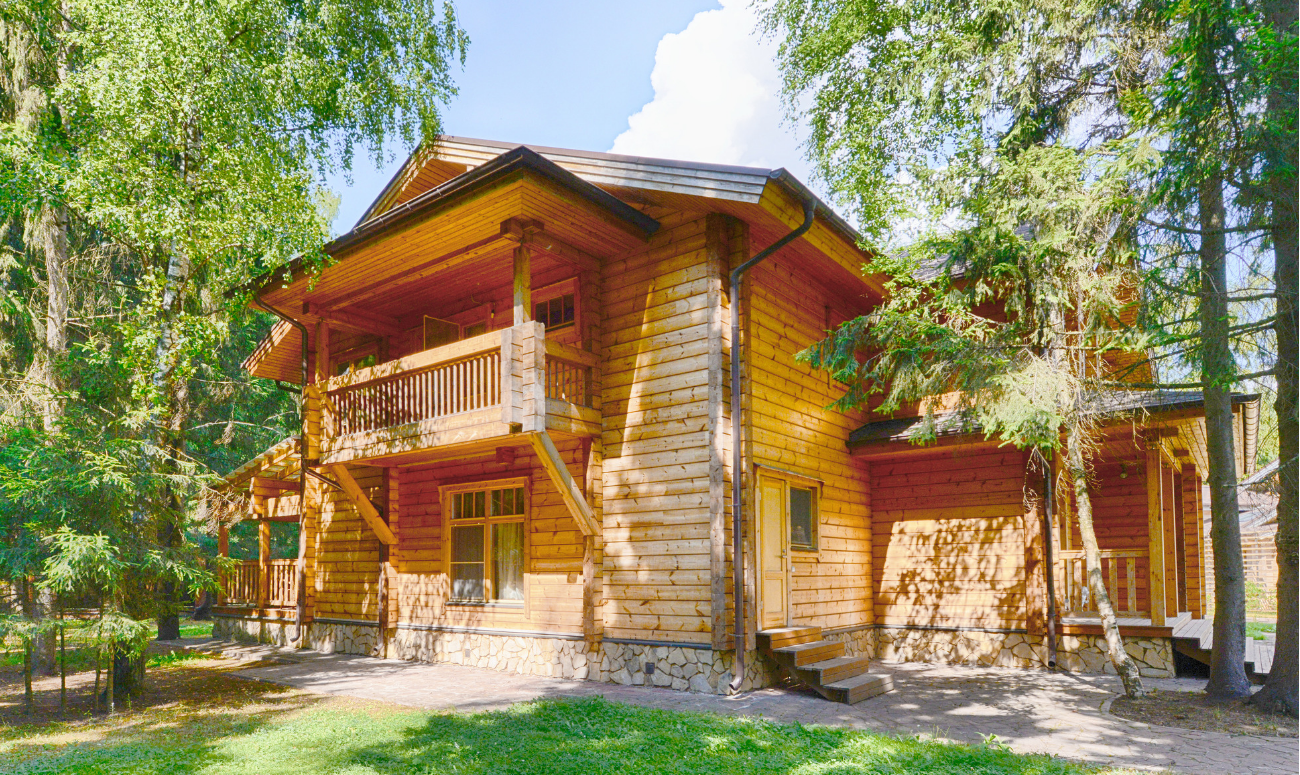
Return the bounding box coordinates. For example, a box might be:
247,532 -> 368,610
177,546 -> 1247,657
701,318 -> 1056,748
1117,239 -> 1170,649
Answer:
1044,454 -> 1058,667
253,297 -> 310,645
728,185 -> 816,693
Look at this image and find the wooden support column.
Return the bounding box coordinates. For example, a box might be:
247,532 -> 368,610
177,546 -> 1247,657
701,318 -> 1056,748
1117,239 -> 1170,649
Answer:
257,517 -> 271,610
519,321 -> 546,433
217,524 -> 229,606
706,214 -> 732,650
513,245 -> 532,325
1181,465 -> 1202,616
1146,444 -> 1167,626
581,438 -> 603,642
1162,462 -> 1179,617
1023,451 -> 1048,636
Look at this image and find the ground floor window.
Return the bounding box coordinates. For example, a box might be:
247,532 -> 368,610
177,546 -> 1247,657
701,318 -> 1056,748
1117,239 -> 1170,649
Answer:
444,479 -> 527,604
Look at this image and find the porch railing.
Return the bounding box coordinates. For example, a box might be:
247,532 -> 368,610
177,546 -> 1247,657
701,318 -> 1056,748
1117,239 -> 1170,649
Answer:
220,558 -> 297,609
267,559 -> 297,608
222,560 -> 259,607
1059,549 -> 1147,617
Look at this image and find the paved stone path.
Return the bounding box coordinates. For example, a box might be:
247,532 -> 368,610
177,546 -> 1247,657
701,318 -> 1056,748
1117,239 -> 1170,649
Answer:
166,638 -> 1298,775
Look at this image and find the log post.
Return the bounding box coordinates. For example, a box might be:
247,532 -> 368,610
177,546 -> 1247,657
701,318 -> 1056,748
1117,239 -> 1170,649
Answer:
258,517 -> 271,610
513,245 -> 531,326
1146,444 -> 1166,626
217,524 -> 229,606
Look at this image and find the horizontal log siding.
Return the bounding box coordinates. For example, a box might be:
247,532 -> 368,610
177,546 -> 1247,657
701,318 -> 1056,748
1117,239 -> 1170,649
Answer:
871,449 -> 1027,630
600,217 -> 714,643
746,255 -> 873,632
314,464 -> 386,620
390,440 -> 587,633
1064,448 -> 1153,614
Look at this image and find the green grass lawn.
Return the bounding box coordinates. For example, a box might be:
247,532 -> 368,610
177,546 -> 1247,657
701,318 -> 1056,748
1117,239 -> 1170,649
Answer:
0,672 -> 1134,775
1247,622 -> 1276,640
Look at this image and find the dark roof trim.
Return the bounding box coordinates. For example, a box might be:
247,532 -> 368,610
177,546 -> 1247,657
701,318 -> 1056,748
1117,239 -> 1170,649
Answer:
367,136 -> 867,253
234,146 -> 661,299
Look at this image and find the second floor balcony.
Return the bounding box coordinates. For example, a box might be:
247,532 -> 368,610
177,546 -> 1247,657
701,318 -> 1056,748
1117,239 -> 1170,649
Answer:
314,321 -> 599,466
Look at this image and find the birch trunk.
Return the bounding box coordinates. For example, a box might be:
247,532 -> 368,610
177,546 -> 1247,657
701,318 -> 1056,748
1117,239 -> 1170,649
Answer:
1065,430 -> 1146,697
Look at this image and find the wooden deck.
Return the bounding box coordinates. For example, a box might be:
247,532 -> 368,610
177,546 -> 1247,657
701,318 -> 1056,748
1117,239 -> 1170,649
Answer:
1062,612 -> 1274,676
1171,616 -> 1275,676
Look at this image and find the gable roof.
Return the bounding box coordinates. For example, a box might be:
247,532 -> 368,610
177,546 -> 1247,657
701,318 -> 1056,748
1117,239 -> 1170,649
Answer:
361,136 -> 864,257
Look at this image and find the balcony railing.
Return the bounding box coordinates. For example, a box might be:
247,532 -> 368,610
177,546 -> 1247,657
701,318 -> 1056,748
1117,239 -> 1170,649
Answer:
317,322 -> 597,464
1059,549 -> 1147,617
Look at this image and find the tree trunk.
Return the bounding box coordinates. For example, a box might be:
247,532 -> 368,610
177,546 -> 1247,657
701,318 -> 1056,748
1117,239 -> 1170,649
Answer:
152,250 -> 192,643
1250,0 -> 1298,716
1066,430 -> 1146,697
1200,173 -> 1253,700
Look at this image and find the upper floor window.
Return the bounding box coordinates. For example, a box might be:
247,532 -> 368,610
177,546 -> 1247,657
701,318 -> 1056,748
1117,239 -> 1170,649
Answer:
534,293 -> 575,330
444,479 -> 527,604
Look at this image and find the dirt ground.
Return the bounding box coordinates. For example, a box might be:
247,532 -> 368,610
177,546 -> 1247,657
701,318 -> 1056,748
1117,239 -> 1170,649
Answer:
1110,689 -> 1298,738
0,655 -> 306,727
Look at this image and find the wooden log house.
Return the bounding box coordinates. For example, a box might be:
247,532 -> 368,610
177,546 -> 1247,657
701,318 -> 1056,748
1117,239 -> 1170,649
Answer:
212,138 -> 1262,697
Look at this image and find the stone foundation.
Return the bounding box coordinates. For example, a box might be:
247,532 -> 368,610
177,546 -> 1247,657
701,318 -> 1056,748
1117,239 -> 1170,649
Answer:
875,627 -> 1174,677
215,616 -> 1174,691
824,627 -> 876,658
1056,634 -> 1175,678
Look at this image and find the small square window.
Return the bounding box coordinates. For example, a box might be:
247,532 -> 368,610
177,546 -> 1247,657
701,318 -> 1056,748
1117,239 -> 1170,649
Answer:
534,294 -> 575,330
789,486 -> 817,551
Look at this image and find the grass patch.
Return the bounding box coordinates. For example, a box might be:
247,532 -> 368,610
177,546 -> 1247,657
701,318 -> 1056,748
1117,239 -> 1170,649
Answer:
0,666 -> 1135,775
1247,622 -> 1276,640
179,620 -> 214,640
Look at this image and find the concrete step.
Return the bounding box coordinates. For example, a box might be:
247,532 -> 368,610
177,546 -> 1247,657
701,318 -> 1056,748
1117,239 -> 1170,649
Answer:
823,672 -> 893,704
795,655 -> 872,686
757,627 -> 821,650
773,639 -> 843,667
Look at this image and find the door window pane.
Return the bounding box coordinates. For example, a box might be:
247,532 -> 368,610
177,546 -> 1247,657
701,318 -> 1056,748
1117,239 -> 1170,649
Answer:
789,486 -> 816,550
492,522 -> 525,601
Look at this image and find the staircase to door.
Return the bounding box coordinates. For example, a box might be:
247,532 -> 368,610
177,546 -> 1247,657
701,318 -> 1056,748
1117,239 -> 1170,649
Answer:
758,626 -> 892,704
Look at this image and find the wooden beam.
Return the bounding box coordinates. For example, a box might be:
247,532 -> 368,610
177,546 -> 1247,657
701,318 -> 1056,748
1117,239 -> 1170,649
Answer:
253,477 -> 299,495
311,232 -> 510,309
528,431 -> 599,536
318,307 -> 404,337
1023,451 -> 1048,637
328,464 -> 397,545
1146,445 -> 1167,626
521,232 -> 600,273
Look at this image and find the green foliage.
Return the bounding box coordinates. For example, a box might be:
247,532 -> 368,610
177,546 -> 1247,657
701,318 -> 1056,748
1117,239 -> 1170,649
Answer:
0,0 -> 466,645
799,141 -> 1147,455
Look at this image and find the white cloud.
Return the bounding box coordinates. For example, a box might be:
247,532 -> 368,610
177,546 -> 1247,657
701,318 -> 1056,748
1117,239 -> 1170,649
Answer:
609,0 -> 814,185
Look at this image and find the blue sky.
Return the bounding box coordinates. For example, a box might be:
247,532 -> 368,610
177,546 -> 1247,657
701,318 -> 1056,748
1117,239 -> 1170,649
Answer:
324,0 -> 817,234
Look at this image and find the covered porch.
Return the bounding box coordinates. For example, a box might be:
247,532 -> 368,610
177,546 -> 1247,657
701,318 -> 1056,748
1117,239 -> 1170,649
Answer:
213,436 -> 305,619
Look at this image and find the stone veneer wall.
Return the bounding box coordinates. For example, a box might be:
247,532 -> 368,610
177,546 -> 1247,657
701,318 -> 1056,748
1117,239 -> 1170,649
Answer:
215,616 -> 1175,689
875,627 -> 1175,678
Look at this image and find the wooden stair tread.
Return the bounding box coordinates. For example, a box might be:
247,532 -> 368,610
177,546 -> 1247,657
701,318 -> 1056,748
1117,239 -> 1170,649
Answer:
758,627 -> 822,650
823,672 -> 894,704
797,655 -> 872,684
